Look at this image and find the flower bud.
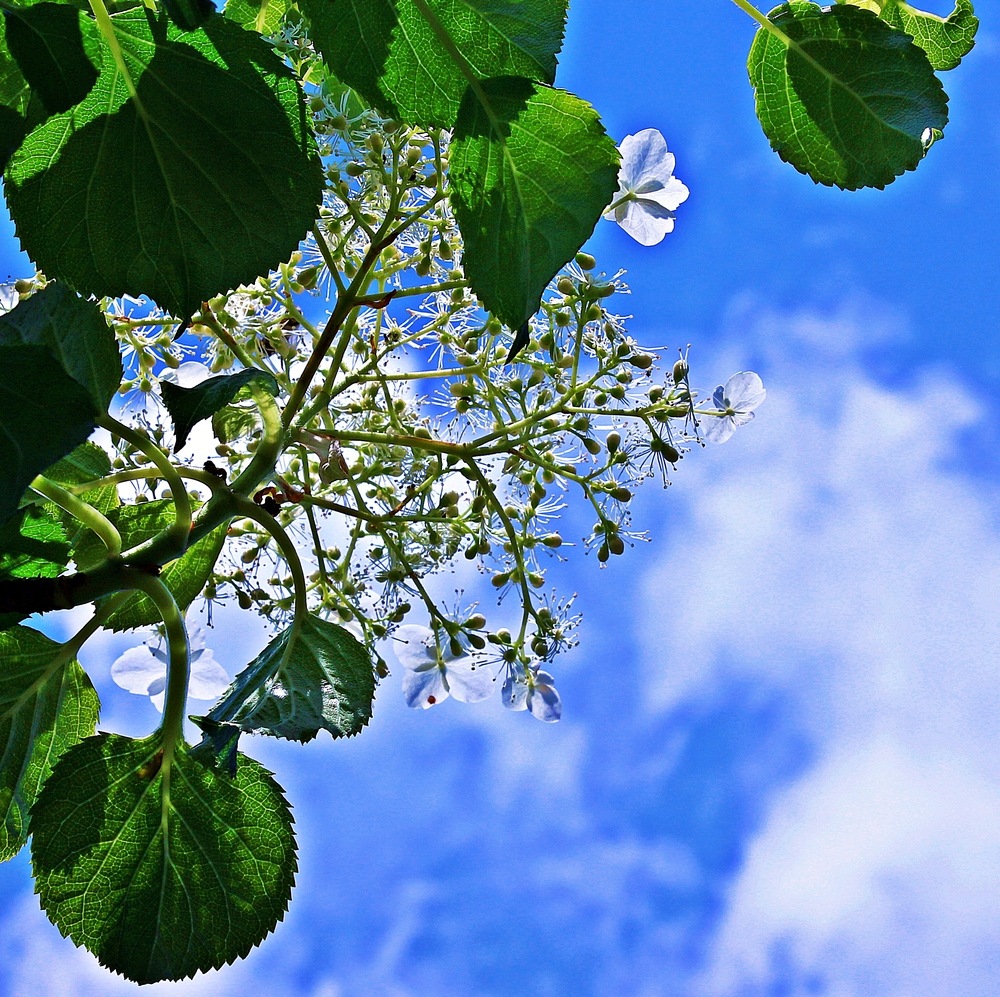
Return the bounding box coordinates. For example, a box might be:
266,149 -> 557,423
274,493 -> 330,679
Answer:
583,437 -> 602,456
606,431 -> 621,454
672,358 -> 689,384
557,276 -> 576,296
575,252 -> 596,270
608,535 -> 625,556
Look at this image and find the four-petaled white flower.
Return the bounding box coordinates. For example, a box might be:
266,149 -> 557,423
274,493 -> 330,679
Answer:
701,371 -> 766,444
394,624 -> 494,709
603,128 -> 690,246
502,664 -> 562,723
111,614 -> 229,711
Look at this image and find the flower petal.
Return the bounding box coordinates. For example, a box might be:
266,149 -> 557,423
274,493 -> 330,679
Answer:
443,659 -> 495,704
634,176 -> 689,211
402,665 -> 448,709
502,673 -> 529,711
701,415 -> 738,444
392,625 -> 436,670
616,201 -> 676,246
110,645 -> 166,696
618,128 -> 675,190
527,678 -> 562,723
724,371 -> 766,412
188,651 -> 230,700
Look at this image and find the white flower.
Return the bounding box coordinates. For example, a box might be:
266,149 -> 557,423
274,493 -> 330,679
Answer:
0,283 -> 18,316
393,624 -> 494,709
502,664 -> 562,723
602,128 -> 690,246
701,371 -> 766,444
111,613 -> 229,711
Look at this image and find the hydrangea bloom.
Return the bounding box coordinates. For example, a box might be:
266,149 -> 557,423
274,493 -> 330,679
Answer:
502,664 -> 562,723
393,624 -> 494,709
111,614 -> 229,711
701,371 -> 766,444
603,128 -> 690,246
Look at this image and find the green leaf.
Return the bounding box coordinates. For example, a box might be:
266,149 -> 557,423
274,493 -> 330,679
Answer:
5,9 -> 323,319
0,19 -> 32,170
223,0 -> 290,34
0,343 -> 98,527
748,2 -> 949,190
0,283 -> 121,408
41,440 -> 118,517
211,402 -> 259,444
1,625 -> 99,860
0,506 -> 70,630
877,0 -> 977,72
31,733 -> 295,983
206,614 -> 374,742
160,367 -> 278,452
3,3 -> 100,115
449,78 -> 619,328
299,0 -> 568,126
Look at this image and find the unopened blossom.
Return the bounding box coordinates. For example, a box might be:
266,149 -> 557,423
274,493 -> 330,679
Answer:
111,614 -> 229,711
701,371 -> 766,444
394,624 -> 494,709
502,664 -> 562,723
603,128 -> 690,246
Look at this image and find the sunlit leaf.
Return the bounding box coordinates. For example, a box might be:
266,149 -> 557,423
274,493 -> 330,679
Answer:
31,733 -> 295,983
748,2 -> 948,189
0,625 -> 99,860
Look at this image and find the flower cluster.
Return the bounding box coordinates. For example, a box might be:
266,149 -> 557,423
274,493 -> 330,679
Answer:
98,79 -> 763,724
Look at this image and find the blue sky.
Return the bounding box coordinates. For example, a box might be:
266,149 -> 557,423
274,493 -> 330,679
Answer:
2,3 -> 999,994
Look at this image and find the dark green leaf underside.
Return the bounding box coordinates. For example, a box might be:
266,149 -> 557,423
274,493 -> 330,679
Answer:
160,367 -> 278,452
0,344 -> 98,527
1,625 -> 99,860
5,9 -> 323,318
749,2 -> 948,189
878,0 -> 977,72
213,614 -> 375,742
449,78 -> 619,328
300,0 -> 568,126
31,733 -> 295,983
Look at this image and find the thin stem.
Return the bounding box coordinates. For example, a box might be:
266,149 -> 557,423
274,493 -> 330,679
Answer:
99,415 -> 192,550
31,474 -> 122,557
121,568 -> 188,760
89,0 -> 140,102
195,305 -> 260,371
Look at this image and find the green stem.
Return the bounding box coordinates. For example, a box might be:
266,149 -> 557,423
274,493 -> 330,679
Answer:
227,382 -> 284,497
195,306 -> 261,371
100,414 -> 192,550
31,474 -> 122,557
729,0 -> 792,41
121,568 -> 188,760
88,0 -> 140,103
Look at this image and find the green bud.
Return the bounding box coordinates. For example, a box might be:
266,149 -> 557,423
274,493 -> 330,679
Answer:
606,431 -> 621,454
608,535 -> 625,556
583,437 -> 602,456
575,252 -> 597,270
557,276 -> 576,296
672,358 -> 689,384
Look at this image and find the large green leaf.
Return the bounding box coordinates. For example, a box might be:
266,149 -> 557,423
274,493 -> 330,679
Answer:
160,367 -> 278,452
0,283 -> 121,408
876,0 -> 977,72
3,3 -> 100,115
748,2 -> 949,189
0,625 -> 99,860
449,78 -> 619,329
31,733 -> 295,983
206,614 -> 375,742
0,507 -> 70,630
0,343 -> 98,526
5,9 -> 323,319
0,17 -> 33,169
300,0 -> 568,126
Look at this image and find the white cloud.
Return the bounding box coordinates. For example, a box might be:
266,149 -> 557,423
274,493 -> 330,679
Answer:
638,299 -> 1000,994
